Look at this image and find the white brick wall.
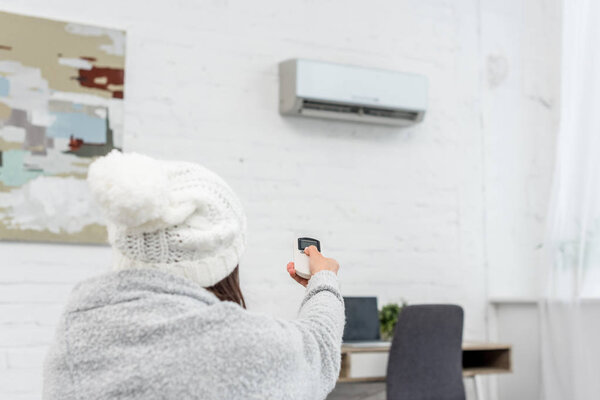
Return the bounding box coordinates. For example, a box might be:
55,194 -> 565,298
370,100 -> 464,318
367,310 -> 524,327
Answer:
482,0 -> 561,299
0,242 -> 111,399
0,1 -> 559,399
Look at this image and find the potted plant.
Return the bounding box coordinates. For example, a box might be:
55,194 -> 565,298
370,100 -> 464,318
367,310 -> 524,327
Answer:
379,301 -> 406,341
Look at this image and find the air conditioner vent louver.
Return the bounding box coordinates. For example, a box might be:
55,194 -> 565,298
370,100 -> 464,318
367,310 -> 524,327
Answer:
302,100 -> 359,114
301,100 -> 420,121
362,107 -> 419,121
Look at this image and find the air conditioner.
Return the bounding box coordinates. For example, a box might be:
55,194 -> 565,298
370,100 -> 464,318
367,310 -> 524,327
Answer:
279,59 -> 428,126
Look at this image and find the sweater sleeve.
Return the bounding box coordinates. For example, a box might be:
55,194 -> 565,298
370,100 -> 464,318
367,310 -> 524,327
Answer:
290,270 -> 346,398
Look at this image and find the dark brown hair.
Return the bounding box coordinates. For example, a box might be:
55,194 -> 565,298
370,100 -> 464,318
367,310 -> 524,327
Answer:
205,265 -> 246,308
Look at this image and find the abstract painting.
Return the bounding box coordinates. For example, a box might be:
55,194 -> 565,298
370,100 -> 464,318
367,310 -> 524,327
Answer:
0,11 -> 125,243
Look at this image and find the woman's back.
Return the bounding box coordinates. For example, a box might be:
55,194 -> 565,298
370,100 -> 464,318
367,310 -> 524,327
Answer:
43,151 -> 345,399
43,268 -> 344,400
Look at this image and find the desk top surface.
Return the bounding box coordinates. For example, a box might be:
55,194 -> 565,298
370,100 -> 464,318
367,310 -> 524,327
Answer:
341,341 -> 512,353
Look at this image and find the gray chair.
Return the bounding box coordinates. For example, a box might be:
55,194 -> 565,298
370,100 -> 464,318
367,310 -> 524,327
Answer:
386,304 -> 465,400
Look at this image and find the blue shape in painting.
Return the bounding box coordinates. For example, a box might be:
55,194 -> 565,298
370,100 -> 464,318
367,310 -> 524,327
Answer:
47,111 -> 106,143
0,150 -> 44,187
0,76 -> 9,97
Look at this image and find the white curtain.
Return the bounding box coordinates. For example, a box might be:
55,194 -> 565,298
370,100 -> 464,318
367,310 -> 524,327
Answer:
540,0 -> 600,399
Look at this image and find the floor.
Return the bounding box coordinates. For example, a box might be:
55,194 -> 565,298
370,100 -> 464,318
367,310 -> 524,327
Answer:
326,382 -> 386,400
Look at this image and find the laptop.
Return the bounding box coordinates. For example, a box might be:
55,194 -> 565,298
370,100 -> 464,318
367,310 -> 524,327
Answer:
342,296 -> 390,347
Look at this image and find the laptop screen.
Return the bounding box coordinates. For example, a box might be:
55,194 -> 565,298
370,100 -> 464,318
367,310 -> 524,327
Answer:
342,297 -> 381,342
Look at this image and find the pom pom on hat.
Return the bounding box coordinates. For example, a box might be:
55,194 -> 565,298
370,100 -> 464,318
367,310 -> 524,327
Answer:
88,150 -> 172,229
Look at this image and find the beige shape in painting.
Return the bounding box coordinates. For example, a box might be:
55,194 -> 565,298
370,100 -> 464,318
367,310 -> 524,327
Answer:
0,11 -> 125,98
0,101 -> 11,119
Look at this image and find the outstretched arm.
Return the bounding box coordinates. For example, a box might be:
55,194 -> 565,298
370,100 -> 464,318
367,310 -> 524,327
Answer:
286,246 -> 345,398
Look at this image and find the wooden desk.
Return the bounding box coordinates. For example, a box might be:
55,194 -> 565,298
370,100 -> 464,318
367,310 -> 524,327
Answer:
339,341 -> 512,382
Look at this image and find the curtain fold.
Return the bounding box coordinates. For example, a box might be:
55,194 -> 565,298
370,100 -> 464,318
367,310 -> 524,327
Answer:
540,0 -> 600,399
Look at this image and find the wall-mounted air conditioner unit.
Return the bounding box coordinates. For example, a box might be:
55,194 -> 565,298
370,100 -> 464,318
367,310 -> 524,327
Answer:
279,59 -> 428,126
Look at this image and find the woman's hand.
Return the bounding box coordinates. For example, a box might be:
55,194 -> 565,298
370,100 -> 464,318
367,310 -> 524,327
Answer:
286,245 -> 340,287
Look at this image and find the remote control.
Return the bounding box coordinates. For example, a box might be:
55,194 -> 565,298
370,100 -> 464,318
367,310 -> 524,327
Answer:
293,237 -> 321,279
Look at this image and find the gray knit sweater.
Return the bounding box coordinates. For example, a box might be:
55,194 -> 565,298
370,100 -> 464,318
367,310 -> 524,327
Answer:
42,269 -> 345,400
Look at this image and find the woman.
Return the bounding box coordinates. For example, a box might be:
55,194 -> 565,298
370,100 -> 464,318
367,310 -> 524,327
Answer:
43,150 -> 345,400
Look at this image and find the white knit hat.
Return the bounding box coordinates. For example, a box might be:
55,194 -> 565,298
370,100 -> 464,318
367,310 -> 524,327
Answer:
87,150 -> 247,287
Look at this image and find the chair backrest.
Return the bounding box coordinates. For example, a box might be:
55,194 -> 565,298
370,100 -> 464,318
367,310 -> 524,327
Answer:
386,304 -> 465,400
